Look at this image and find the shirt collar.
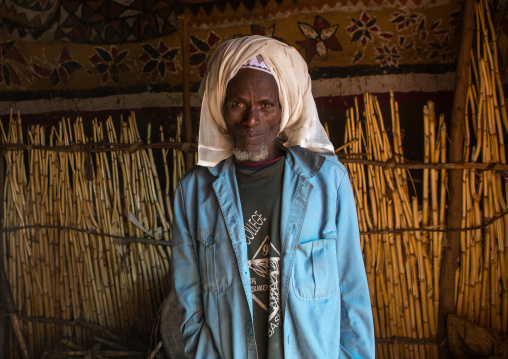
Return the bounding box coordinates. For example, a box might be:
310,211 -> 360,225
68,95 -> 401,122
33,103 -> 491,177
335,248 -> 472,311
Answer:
208,141 -> 325,179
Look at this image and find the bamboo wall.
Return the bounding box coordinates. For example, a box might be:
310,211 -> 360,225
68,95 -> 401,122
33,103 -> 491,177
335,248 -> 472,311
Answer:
459,0 -> 507,333
337,2 -> 507,357
342,93 -> 444,358
0,114 -> 192,358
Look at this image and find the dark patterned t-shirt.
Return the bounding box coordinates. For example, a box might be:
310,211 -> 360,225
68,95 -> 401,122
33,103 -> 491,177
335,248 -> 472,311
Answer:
236,158 -> 284,359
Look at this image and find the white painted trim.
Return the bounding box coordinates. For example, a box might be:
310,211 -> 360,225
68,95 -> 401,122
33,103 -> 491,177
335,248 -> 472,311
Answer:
0,72 -> 456,116
0,92 -> 202,116
311,72 -> 456,97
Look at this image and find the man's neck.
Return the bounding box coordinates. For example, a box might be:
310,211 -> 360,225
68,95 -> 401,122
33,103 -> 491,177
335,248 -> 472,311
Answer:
234,156 -> 283,174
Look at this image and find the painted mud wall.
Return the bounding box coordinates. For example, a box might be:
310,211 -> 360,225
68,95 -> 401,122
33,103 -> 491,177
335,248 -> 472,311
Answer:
0,0 -> 474,160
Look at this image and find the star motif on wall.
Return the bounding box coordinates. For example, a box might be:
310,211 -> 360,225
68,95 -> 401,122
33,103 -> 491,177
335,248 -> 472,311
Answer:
296,15 -> 342,62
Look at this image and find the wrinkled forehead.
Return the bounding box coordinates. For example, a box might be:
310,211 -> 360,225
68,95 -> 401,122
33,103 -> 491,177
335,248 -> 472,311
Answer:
226,68 -> 279,96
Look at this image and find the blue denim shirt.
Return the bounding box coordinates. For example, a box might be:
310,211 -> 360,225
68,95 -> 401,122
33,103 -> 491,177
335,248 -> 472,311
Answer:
171,146 -> 375,358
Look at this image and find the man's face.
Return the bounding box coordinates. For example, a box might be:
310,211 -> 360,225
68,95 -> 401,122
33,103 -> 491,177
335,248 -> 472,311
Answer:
223,68 -> 281,162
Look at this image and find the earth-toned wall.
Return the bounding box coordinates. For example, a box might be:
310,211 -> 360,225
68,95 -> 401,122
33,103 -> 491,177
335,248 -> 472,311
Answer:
0,0 -> 490,153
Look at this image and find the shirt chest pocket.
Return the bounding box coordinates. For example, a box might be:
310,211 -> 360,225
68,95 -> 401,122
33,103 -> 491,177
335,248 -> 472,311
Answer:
197,229 -> 236,292
292,238 -> 339,301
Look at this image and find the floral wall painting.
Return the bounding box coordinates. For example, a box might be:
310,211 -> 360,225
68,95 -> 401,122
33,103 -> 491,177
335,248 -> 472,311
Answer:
140,41 -> 179,82
297,15 -> 342,62
0,40 -> 30,88
3,0 -> 501,121
33,46 -> 82,86
0,0 -> 464,93
89,47 -> 131,84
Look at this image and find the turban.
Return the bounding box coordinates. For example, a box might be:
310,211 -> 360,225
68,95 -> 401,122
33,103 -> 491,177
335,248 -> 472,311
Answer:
197,35 -> 334,167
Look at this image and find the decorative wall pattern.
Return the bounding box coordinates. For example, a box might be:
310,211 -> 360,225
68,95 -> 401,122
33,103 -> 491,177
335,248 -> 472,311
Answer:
0,0 -> 461,96
0,0 -> 176,43
0,0 -> 448,44
185,0 -> 450,29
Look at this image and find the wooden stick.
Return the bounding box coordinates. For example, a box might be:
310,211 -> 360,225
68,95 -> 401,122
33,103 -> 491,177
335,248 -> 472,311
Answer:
438,1 -> 475,357
5,140 -> 508,171
53,350 -> 147,357
0,142 -> 198,153
0,256 -> 30,359
0,310 -> 5,359
178,15 -> 194,172
0,143 -> 6,359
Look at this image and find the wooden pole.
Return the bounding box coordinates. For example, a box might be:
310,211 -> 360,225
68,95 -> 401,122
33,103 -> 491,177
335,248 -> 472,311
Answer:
0,310 -> 5,359
178,15 -> 194,172
0,155 -> 4,359
0,260 -> 30,359
438,0 -> 475,357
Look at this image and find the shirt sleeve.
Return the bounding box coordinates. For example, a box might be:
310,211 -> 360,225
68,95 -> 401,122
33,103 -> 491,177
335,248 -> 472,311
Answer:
171,181 -> 220,359
336,170 -> 376,359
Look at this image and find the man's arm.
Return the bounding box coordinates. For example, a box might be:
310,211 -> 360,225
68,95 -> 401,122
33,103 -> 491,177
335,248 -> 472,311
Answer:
171,182 -> 220,359
336,171 -> 375,359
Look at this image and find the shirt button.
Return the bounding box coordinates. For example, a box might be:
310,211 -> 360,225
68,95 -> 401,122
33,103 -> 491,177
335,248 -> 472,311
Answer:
245,324 -> 253,335
207,236 -> 213,245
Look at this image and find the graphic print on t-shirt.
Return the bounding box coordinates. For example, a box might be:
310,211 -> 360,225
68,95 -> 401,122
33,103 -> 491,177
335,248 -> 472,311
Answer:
246,210 -> 281,338
244,210 -> 266,245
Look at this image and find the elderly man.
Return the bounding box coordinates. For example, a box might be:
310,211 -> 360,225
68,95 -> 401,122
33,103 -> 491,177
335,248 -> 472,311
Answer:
171,36 -> 374,359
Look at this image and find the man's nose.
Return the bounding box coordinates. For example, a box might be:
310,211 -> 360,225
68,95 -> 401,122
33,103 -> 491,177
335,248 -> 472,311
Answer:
242,106 -> 260,127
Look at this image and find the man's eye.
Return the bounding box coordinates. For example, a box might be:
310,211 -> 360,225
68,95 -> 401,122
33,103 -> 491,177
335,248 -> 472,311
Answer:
262,103 -> 273,108
231,101 -> 244,108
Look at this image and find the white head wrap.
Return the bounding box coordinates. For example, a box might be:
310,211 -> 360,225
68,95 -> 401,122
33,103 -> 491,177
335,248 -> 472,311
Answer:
197,35 -> 334,167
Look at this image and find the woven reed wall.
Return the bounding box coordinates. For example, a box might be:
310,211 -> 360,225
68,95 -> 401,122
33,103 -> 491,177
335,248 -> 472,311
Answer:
0,114 -> 192,358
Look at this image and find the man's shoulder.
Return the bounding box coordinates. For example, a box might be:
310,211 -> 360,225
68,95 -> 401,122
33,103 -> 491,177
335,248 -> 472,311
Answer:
177,165 -> 215,189
318,152 -> 346,173
315,153 -> 348,188
177,157 -> 233,187
286,145 -> 346,177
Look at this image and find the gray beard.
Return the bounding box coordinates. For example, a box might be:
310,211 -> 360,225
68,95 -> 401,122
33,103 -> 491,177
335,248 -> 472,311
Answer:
232,146 -> 269,162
